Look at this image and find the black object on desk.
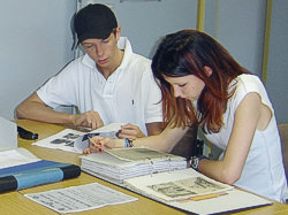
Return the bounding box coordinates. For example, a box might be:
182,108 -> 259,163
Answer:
17,126 -> 38,140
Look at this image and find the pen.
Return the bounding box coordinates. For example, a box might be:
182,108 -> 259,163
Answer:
124,138 -> 134,147
189,192 -> 227,201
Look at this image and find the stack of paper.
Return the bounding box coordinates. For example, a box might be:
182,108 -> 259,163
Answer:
80,147 -> 188,184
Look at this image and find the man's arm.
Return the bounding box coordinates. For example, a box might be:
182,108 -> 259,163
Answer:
15,92 -> 74,124
15,92 -> 104,129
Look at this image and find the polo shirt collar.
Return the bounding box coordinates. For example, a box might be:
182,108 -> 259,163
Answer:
82,54 -> 95,69
117,37 -> 133,72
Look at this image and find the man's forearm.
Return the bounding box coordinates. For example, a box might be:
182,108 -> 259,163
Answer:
16,102 -> 74,125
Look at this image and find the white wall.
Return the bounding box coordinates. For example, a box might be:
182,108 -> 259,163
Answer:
205,0 -> 265,76
1,0 -> 286,123
205,0 -> 287,123
0,0 -> 76,119
78,0 -> 198,58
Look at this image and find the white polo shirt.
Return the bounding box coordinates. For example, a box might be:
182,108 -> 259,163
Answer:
37,37 -> 163,135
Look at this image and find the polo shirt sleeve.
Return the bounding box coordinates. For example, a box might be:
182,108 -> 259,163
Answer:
142,65 -> 163,124
37,61 -> 78,109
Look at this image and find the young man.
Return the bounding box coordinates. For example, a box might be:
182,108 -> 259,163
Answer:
15,4 -> 163,139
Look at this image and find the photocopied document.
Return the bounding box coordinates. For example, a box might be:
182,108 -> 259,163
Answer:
32,129 -> 84,153
74,122 -> 125,152
124,168 -> 233,201
171,189 -> 272,215
32,123 -> 124,153
124,168 -> 272,215
25,182 -> 138,214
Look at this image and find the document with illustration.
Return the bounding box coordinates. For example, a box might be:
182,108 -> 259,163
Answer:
124,168 -> 272,214
124,168 -> 233,201
32,123 -> 124,153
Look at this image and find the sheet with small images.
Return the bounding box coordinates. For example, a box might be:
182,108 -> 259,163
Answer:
24,182 -> 138,214
32,123 -> 124,153
123,168 -> 272,215
32,129 -> 85,153
124,168 -> 233,201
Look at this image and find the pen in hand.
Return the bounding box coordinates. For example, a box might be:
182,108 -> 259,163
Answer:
88,136 -> 105,152
124,138 -> 134,148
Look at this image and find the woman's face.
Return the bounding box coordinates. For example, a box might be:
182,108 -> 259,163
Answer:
164,74 -> 205,101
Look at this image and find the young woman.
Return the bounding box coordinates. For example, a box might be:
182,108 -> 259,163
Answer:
87,30 -> 287,202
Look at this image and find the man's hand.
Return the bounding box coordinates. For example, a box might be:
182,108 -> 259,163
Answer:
117,123 -> 145,140
72,110 -> 104,131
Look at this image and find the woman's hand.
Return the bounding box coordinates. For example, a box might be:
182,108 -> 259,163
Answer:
83,136 -> 124,154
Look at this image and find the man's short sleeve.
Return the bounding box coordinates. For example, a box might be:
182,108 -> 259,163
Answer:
37,61 -> 78,109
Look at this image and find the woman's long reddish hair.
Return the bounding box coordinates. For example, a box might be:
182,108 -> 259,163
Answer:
151,30 -> 249,133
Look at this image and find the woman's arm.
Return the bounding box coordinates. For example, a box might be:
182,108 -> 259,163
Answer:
198,92 -> 264,184
87,123 -> 189,153
133,124 -> 189,152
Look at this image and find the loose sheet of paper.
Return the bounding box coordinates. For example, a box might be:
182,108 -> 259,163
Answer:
124,168 -> 233,201
74,122 -> 125,152
33,123 -> 125,153
25,182 -> 138,214
0,149 -> 40,169
32,129 -> 84,153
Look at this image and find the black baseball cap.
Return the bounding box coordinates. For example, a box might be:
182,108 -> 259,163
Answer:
74,4 -> 118,44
